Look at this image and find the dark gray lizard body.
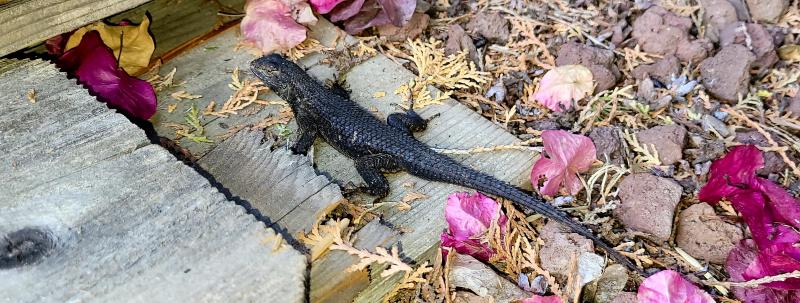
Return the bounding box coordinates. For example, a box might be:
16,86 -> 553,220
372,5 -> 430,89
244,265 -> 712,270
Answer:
251,54 -> 641,274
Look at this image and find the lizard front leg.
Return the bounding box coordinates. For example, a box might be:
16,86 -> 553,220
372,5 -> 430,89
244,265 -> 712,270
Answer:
291,126 -> 317,155
350,154 -> 402,198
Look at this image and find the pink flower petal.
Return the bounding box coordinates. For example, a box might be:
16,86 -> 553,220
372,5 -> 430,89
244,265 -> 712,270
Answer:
440,192 -> 507,261
520,295 -> 563,303
440,233 -> 495,261
241,0 -> 308,54
343,0 -> 392,34
698,145 -> 764,204
444,192 -> 506,240
532,65 -> 593,112
531,130 -> 596,196
531,157 -> 566,197
56,31 -> 157,120
329,0 -> 366,22
637,270 -> 715,303
376,0 -> 415,26
727,240 -> 800,302
754,178 -> 800,231
309,0 -> 347,14
701,145 -> 800,290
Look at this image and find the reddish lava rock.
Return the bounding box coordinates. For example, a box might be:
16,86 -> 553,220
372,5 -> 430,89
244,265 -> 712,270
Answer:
555,42 -> 621,92
538,221 -> 593,279
631,6 -> 712,63
465,12 -> 510,43
746,0 -> 790,23
590,126 -> 624,165
632,55 -> 680,84
445,24 -> 479,66
786,93 -> 800,118
676,203 -> 743,264
700,44 -> 754,103
698,0 -> 739,42
720,22 -> 779,71
636,124 -> 687,166
615,173 -> 682,242
378,13 -> 430,42
735,129 -> 788,175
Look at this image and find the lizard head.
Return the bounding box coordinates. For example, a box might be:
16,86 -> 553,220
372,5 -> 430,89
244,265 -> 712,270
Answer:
250,54 -> 304,103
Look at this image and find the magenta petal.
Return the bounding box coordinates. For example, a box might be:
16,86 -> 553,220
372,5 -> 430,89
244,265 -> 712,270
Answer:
728,240 -> 800,301
309,0 -> 347,14
329,0 -> 366,22
440,233 -> 495,261
375,0 -> 415,26
754,178 -> 800,231
520,295 -> 563,303
57,31 -> 157,120
729,191 -> 773,248
637,270 -> 715,303
698,145 -> 764,204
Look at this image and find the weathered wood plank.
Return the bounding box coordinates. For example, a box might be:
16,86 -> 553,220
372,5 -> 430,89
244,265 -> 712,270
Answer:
198,130 -> 344,236
310,220 -> 399,303
0,0 -> 151,56
109,0 -> 245,59
150,19 -> 347,158
0,59 -> 306,302
142,18 -> 535,302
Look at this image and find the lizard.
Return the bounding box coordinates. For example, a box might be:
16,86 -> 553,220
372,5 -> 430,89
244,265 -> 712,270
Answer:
251,54 -> 642,275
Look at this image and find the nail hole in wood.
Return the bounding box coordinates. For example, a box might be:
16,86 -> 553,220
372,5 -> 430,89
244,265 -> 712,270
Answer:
0,228 -> 55,269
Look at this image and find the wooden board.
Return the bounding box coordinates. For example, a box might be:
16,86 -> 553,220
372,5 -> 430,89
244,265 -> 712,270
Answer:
198,129 -> 344,237
108,0 -> 245,59
0,59 -> 306,302
0,0 -> 151,56
143,18 -> 536,302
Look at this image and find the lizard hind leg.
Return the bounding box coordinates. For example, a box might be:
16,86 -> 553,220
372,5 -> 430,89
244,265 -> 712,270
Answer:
387,110 -> 428,134
325,75 -> 351,99
351,154 -> 402,198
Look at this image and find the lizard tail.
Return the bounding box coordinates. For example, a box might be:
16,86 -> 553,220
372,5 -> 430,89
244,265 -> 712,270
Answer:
473,179 -> 645,276
415,157 -> 644,275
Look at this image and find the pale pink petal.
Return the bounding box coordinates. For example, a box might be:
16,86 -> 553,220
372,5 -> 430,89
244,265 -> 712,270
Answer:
241,0 -> 308,54
531,157 -> 567,196
541,130 -> 597,171
309,0 -> 347,14
532,65 -> 593,112
637,270 -> 715,303
532,130 -> 597,196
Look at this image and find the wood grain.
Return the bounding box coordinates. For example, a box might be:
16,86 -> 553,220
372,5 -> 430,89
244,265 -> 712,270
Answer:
0,0 -> 151,56
198,130 -> 344,236
0,59 -> 306,302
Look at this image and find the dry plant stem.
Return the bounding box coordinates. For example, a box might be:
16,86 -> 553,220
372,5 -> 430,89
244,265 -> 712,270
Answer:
431,138 -> 541,154
704,270 -> 800,288
673,247 -> 729,296
724,107 -> 800,178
